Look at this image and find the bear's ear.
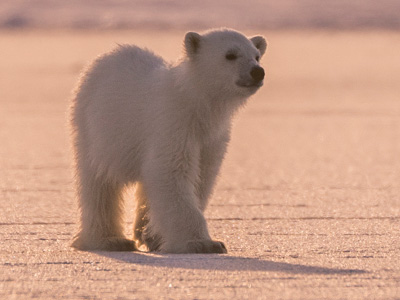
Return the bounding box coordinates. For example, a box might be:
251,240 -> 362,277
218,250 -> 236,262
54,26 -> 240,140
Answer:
184,32 -> 202,58
250,36 -> 267,56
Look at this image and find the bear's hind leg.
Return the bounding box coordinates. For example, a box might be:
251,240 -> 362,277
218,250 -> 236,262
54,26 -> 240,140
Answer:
72,170 -> 135,251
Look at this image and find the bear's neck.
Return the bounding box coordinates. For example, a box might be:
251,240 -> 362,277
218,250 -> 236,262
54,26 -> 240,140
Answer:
170,63 -> 242,139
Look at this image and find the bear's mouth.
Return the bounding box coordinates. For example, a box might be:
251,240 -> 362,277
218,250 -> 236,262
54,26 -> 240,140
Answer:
236,80 -> 264,88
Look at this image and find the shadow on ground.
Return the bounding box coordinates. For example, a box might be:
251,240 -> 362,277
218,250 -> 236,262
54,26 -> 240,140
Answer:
95,251 -> 366,274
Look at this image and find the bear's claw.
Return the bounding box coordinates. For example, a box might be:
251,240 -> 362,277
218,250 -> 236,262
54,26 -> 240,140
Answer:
186,240 -> 227,254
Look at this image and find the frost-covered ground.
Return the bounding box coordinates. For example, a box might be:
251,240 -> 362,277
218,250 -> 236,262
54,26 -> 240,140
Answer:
1,0 -> 400,29
1,29 -> 400,300
1,1 -> 400,299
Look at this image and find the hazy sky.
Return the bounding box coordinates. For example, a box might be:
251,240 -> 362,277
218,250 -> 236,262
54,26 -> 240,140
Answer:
1,0 -> 400,30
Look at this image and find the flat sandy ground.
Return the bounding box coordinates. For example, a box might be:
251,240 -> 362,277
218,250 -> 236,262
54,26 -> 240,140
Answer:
0,29 -> 399,299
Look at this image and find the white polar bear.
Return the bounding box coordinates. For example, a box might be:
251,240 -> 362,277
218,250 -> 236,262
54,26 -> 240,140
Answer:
70,28 -> 267,253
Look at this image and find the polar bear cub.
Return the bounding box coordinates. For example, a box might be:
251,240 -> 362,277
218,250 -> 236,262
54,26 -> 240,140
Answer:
70,28 -> 267,253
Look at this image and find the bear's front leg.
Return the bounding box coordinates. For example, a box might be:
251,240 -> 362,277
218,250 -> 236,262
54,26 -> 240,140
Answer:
142,141 -> 227,254
197,132 -> 231,211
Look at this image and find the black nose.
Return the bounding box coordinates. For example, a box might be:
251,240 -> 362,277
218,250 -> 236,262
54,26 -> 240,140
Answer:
250,66 -> 265,82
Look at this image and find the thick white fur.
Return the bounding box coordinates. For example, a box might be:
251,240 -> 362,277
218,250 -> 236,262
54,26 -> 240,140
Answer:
70,28 -> 267,253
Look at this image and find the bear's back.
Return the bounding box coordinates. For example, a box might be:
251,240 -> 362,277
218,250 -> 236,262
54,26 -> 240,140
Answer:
82,45 -> 166,92
111,45 -> 166,75
73,44 -> 168,117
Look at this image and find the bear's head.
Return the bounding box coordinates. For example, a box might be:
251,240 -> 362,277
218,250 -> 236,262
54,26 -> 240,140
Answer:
183,28 -> 267,99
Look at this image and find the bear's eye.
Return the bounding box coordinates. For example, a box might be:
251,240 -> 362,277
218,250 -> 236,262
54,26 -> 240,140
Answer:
225,53 -> 237,61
